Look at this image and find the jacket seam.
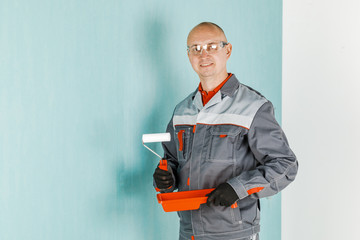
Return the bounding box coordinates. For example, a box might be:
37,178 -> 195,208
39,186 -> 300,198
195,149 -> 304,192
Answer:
246,160 -> 297,192
267,160 -> 297,186
191,225 -> 259,237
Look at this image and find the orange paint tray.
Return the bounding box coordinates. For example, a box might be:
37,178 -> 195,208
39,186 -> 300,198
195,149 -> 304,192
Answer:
156,188 -> 215,212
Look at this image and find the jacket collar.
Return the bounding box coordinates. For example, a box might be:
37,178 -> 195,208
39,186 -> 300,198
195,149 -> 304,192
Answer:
219,74 -> 239,97
192,74 -> 240,110
193,91 -> 203,110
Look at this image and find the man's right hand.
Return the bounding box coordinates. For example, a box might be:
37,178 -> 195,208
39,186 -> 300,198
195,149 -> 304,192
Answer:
153,167 -> 174,189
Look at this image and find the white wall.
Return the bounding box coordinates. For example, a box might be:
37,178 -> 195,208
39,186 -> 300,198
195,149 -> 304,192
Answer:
282,1 -> 360,239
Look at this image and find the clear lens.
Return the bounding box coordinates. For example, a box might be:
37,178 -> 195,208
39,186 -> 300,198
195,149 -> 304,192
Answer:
188,42 -> 227,55
207,43 -> 218,53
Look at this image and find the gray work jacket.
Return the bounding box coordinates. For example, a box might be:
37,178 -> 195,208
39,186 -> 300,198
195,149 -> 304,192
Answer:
159,75 -> 298,240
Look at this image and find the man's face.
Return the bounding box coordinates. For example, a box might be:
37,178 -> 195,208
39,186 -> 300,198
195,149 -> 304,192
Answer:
187,26 -> 232,80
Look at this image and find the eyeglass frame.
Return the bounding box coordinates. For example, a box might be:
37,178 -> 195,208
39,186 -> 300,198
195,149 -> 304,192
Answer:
187,41 -> 229,55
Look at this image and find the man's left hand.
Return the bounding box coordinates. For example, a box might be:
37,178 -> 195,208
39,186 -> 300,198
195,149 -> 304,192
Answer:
206,183 -> 239,207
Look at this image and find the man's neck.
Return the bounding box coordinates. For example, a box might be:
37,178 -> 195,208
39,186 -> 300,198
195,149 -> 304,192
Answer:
199,72 -> 229,92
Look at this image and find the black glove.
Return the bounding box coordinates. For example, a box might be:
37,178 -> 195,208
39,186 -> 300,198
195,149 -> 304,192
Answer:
153,167 -> 174,189
206,183 -> 239,207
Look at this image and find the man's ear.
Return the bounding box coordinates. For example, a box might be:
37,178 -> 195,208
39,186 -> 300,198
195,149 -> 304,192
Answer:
226,43 -> 232,58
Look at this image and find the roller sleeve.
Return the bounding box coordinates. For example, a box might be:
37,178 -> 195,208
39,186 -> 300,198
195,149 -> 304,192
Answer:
142,133 -> 171,143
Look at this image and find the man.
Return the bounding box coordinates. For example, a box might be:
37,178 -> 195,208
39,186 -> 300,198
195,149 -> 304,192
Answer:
153,22 -> 298,240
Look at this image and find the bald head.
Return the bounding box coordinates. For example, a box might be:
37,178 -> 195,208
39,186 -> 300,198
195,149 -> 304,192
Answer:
186,22 -> 232,90
187,22 -> 227,45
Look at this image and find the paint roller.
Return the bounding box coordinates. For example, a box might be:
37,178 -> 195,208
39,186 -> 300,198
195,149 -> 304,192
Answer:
142,133 -> 171,191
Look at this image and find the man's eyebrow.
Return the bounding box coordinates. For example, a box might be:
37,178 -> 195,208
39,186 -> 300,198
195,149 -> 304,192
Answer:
188,42 -> 217,48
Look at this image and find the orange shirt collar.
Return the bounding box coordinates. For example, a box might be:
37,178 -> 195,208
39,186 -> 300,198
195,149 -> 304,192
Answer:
198,73 -> 233,106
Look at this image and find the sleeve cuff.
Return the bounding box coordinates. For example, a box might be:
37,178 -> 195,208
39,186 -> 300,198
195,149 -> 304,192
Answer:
227,177 -> 249,200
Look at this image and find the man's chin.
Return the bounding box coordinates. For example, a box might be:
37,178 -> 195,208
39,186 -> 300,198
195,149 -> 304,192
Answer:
198,70 -> 216,78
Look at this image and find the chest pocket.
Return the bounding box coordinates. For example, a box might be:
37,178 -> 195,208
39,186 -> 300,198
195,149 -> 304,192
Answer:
175,126 -> 194,161
207,125 -> 243,161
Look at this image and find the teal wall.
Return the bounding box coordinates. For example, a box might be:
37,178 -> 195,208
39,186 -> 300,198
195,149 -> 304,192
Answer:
0,1 -> 282,239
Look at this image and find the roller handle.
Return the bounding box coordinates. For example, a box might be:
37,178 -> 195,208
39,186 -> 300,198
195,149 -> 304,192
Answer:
159,159 -> 168,171
155,159 -> 173,192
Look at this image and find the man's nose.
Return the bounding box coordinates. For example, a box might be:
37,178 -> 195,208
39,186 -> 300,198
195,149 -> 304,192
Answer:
200,47 -> 209,56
